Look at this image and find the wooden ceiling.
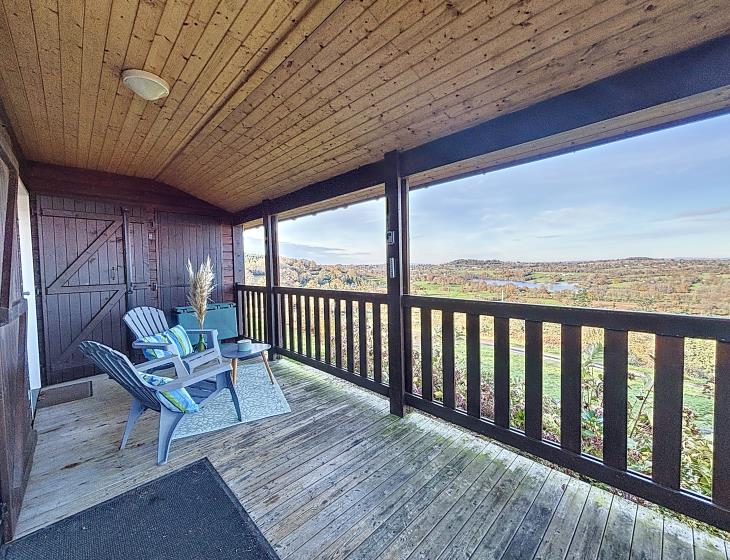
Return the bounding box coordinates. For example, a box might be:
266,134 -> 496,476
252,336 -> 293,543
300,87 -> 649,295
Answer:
1,0 -> 729,213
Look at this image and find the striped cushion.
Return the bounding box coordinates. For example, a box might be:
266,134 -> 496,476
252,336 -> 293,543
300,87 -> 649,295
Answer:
164,325 -> 194,357
140,325 -> 194,360
140,373 -> 199,413
140,332 -> 174,360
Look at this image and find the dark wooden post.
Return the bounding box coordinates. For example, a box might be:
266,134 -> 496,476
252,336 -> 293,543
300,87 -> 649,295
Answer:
233,224 -> 245,284
385,150 -> 409,417
233,224 -> 245,337
263,202 -> 281,359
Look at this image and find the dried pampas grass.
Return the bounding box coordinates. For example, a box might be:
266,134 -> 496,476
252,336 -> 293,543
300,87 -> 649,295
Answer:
186,256 -> 215,328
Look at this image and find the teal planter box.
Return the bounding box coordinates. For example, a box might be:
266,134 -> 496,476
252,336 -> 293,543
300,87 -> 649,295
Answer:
173,302 -> 237,341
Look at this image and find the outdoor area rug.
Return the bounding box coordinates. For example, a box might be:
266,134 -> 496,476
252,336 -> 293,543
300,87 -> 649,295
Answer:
173,357 -> 291,440
0,458 -> 279,560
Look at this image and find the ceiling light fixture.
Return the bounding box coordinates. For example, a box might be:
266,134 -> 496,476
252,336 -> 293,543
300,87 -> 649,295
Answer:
121,69 -> 170,101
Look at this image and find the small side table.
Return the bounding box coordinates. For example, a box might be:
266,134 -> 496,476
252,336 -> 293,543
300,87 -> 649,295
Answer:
219,343 -> 273,385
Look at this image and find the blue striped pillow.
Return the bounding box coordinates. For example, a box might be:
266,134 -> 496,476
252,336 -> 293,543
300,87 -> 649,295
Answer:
140,373 -> 199,413
164,324 -> 194,357
140,332 -> 174,360
140,325 -> 194,360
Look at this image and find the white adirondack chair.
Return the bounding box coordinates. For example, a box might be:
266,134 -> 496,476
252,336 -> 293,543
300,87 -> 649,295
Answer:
80,340 -> 241,464
123,306 -> 223,372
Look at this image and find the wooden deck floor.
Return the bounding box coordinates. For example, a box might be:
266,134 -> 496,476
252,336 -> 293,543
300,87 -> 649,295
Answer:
17,359 -> 730,559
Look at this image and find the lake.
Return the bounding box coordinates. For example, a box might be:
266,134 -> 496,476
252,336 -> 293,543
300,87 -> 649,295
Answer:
483,279 -> 579,292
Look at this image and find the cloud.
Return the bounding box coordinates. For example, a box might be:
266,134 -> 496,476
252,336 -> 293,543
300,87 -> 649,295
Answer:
671,206 -> 730,220
280,240 -> 368,260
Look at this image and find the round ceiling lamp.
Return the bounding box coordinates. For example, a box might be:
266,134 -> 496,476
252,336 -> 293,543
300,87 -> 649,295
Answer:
121,69 -> 170,101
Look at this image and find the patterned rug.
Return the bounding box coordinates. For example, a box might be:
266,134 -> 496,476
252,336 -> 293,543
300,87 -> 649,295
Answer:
173,358 -> 291,440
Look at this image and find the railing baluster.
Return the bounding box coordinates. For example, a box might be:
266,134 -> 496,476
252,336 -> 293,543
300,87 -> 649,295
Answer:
323,297 -> 331,364
373,302 -> 382,383
296,295 -> 304,355
525,320 -> 543,439
604,329 -> 628,470
442,311 -> 455,409
259,291 -> 265,341
250,290 -> 257,340
278,293 -> 286,349
245,290 -> 256,338
653,335 -> 684,489
304,295 -> 312,357
236,287 -> 244,337
404,305 -> 412,393
287,293 -> 294,351
466,313 -> 481,418
334,299 -> 342,369
714,341 -> 730,508
314,296 -> 321,361
494,317 -> 510,428
346,299 -> 355,373
359,301 -> 368,377
421,308 -> 432,401
561,324 -> 582,454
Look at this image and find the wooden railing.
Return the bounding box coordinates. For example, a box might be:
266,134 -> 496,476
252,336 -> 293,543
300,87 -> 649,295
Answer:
235,283 -> 730,529
237,284 -> 389,396
404,294 -> 730,530
236,285 -> 267,343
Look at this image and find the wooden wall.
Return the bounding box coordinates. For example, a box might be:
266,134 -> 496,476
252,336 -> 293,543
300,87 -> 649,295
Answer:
23,163 -> 240,386
0,116 -> 35,542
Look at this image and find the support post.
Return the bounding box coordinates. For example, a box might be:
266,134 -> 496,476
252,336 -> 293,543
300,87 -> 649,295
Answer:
263,202 -> 280,359
385,151 -> 409,417
233,224 -> 245,337
232,224 -> 245,285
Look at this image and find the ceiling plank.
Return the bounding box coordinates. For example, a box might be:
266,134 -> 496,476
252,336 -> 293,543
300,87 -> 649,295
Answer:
57,0 -> 84,166
30,0 -> 65,164
77,0 -> 113,168
1,0 -> 729,212
85,0 -> 139,170
3,0 -> 52,162
215,0 -> 730,208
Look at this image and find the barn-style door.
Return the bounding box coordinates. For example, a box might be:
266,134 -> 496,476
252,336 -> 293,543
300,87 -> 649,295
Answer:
36,205 -> 150,384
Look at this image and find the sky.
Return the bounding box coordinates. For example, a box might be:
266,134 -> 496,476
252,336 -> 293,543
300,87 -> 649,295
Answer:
244,113 -> 730,264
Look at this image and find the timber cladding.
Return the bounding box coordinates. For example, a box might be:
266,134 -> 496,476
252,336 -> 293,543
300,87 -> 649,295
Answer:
24,164 -> 237,386
1,0 -> 730,212
0,118 -> 35,542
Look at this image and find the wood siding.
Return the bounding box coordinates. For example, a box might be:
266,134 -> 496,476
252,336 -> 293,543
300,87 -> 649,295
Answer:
0,122 -> 35,542
26,165 -> 236,385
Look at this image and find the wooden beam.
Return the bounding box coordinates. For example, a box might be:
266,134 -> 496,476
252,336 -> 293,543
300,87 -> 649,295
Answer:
385,150 -> 407,417
232,224 -> 244,284
400,34 -> 730,176
233,35 -> 730,223
234,160 -> 385,224
23,162 -> 232,218
263,202 -> 280,359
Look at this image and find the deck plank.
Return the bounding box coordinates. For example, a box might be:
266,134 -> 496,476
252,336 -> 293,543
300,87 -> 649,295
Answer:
501,469 -> 571,559
14,358 -> 730,560
598,495 -> 638,559
565,485 -> 614,560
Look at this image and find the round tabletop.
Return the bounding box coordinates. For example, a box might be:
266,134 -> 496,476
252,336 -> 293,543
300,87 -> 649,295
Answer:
219,342 -> 271,359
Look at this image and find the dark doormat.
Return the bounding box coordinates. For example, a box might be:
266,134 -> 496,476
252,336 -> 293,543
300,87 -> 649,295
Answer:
1,458 -> 279,560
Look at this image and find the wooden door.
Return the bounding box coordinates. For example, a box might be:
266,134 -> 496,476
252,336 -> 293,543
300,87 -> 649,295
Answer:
156,211 -> 224,320
36,204 -> 150,384
0,145 -> 35,542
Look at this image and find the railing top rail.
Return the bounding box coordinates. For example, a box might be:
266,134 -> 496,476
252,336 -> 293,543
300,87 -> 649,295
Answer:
236,284 -> 267,293
405,294 -> 730,341
272,285 -> 388,303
